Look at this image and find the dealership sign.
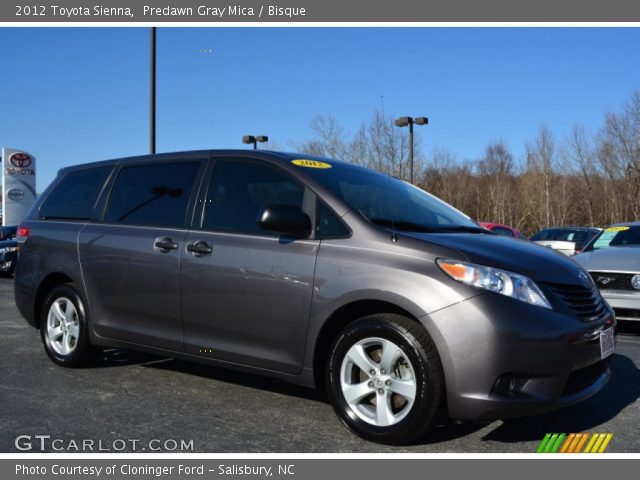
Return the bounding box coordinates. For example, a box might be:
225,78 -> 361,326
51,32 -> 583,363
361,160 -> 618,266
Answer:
1,147 -> 37,226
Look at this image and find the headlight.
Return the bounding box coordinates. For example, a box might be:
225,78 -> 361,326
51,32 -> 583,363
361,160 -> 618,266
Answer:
436,258 -> 552,309
0,247 -> 18,254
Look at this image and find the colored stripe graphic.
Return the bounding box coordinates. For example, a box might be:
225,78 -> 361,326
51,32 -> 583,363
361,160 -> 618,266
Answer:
537,433 -> 613,453
597,433 -> 613,453
560,433 -> 576,453
584,433 -> 599,453
574,433 -> 590,453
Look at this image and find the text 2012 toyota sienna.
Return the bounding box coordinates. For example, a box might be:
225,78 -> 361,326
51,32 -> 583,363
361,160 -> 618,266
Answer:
14,150 -> 615,444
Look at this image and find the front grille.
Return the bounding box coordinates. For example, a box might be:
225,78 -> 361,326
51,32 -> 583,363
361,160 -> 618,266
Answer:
590,271 -> 637,291
562,361 -> 609,397
614,308 -> 640,321
546,282 -> 607,322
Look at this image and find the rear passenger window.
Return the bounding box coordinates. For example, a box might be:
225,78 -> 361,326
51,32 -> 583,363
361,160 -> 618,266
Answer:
40,166 -> 112,220
203,160 -> 306,236
105,162 -> 200,228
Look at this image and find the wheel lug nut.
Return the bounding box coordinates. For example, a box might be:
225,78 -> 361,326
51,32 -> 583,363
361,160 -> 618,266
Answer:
369,370 -> 375,376
368,381 -> 373,388
378,389 -> 384,394
380,369 -> 386,374
385,380 -> 391,386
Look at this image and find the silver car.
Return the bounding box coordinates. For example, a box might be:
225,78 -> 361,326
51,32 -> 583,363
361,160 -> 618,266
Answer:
574,222 -> 640,322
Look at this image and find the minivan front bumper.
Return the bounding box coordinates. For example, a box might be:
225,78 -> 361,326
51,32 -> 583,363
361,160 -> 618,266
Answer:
425,292 -> 615,422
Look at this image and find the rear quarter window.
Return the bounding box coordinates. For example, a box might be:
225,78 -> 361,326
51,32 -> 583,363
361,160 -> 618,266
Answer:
39,166 -> 112,220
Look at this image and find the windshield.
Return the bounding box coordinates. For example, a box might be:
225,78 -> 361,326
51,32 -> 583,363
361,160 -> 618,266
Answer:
584,225 -> 640,251
299,161 -> 482,233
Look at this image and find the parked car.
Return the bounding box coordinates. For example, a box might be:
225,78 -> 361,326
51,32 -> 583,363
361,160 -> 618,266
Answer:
574,222 -> 640,322
0,238 -> 18,276
531,227 -> 602,256
0,224 -> 17,241
15,151 -> 615,444
479,222 -> 527,239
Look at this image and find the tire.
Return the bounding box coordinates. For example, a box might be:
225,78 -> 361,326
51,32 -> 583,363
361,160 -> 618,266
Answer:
326,313 -> 445,445
40,284 -> 96,368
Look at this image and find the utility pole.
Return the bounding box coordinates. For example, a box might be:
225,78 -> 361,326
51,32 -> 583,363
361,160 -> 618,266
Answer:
150,27 -> 156,155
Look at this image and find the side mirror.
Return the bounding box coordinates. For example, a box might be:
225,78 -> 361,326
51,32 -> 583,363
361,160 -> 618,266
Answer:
257,205 -> 311,237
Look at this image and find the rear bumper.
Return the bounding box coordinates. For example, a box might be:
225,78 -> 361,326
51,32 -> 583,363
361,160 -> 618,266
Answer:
424,293 -> 615,422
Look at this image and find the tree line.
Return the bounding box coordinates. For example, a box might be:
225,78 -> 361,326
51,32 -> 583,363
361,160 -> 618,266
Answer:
289,91 -> 640,236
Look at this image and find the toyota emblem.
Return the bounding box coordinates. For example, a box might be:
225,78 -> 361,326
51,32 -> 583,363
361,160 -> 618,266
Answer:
7,188 -> 24,201
577,269 -> 590,285
9,152 -> 32,168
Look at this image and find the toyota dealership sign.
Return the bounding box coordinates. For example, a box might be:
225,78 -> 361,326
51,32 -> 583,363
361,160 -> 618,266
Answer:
1,147 -> 37,226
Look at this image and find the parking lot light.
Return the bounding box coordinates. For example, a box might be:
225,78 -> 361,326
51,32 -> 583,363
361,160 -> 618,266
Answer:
242,135 -> 269,150
394,116 -> 428,184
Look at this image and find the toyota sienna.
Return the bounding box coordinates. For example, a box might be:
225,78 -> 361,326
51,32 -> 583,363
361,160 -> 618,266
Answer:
14,150 -> 615,444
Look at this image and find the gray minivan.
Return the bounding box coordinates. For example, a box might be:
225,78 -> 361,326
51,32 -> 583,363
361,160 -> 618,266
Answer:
15,150 -> 615,444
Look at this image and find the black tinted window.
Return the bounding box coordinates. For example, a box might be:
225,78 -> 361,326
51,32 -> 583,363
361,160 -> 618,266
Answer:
105,162 -> 200,228
492,227 -> 514,237
299,162 -> 479,232
40,166 -> 112,220
316,200 -> 349,238
203,161 -> 305,236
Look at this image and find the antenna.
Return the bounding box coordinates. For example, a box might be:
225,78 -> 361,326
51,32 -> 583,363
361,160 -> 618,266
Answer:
388,176 -> 398,243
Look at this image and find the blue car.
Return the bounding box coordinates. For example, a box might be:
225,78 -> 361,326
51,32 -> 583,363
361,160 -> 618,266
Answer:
0,224 -> 17,241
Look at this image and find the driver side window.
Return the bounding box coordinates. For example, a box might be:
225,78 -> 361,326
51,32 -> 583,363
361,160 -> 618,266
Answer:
203,160 -> 308,236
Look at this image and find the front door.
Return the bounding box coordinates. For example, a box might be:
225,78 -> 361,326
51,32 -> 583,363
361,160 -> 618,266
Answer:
180,159 -> 319,373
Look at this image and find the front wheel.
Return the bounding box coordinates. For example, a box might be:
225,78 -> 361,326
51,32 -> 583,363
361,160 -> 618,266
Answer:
40,284 -> 96,367
326,314 -> 445,445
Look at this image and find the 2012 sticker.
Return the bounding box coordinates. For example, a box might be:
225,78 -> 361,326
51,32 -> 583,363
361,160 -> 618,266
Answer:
604,226 -> 630,232
291,159 -> 332,169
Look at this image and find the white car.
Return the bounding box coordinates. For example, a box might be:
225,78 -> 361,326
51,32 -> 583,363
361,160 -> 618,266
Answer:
530,227 -> 602,256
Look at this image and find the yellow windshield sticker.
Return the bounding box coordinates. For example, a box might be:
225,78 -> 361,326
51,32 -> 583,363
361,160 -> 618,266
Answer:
605,226 -> 630,232
291,159 -> 332,169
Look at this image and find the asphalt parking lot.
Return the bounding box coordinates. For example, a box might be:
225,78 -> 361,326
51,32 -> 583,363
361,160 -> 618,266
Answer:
1,277 -> 639,453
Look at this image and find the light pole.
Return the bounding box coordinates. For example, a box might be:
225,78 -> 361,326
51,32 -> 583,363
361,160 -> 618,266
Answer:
242,135 -> 269,150
394,116 -> 428,184
150,27 -> 156,155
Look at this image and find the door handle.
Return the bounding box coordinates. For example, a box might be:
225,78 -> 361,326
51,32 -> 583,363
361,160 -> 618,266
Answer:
154,237 -> 178,253
187,240 -> 213,256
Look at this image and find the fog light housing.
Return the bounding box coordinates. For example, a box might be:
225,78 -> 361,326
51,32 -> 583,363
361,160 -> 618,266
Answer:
493,375 -> 529,397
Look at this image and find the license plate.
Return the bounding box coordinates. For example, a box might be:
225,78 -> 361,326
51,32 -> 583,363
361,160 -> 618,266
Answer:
600,327 -> 615,359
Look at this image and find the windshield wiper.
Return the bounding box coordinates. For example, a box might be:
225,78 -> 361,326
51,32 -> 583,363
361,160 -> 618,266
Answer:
370,219 -> 493,234
369,218 -> 439,233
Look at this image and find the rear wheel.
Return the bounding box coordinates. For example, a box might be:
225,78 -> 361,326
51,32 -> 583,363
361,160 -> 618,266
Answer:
40,284 -> 96,367
326,314 -> 445,444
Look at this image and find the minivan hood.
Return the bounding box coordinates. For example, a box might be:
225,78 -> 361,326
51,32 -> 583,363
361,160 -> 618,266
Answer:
574,247 -> 640,273
403,232 -> 587,285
